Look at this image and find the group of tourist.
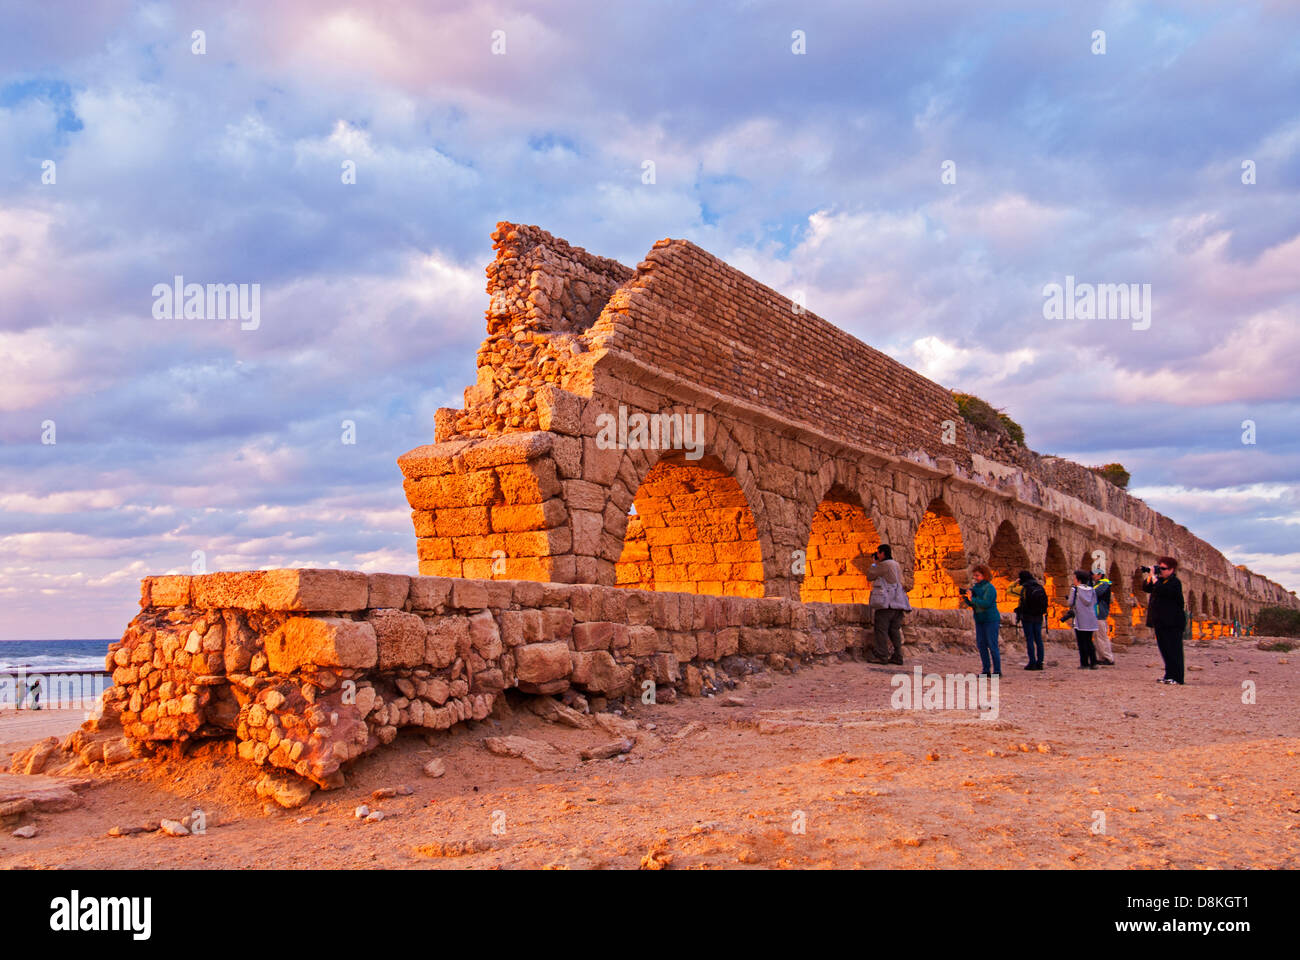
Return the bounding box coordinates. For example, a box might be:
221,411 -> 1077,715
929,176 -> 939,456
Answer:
862,545 -> 1188,685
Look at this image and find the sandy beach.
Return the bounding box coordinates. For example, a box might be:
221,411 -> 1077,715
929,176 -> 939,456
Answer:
0,710 -> 87,755
1,634 -> 1296,869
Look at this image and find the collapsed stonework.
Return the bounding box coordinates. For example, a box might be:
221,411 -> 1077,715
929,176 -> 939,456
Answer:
24,223 -> 1296,802
35,568 -> 953,793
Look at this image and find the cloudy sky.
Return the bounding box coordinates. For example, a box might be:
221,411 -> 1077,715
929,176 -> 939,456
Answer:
2,1 -> 1297,639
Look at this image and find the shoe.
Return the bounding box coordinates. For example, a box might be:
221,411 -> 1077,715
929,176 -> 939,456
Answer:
1088,665 -> 1098,670
863,653 -> 889,664
889,656 -> 904,665
1098,659 -> 1115,666
1023,663 -> 1035,670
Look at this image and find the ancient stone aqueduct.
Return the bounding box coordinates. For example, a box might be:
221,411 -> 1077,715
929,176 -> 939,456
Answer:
404,222 -> 1294,634
47,222 -> 1296,796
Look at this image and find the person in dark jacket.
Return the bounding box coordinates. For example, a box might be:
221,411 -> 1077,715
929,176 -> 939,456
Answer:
960,564 -> 1001,676
1015,570 -> 1048,670
1142,555 -> 1186,684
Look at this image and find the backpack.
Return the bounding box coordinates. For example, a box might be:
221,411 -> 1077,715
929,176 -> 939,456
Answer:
1020,580 -> 1048,617
1094,580 -> 1112,610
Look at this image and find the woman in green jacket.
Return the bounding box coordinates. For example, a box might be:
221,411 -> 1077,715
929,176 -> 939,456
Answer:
960,564 -> 1001,676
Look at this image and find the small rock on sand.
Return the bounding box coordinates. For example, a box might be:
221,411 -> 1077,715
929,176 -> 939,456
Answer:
255,772 -> 315,809
159,819 -> 189,837
483,735 -> 566,771
674,721 -> 705,740
594,712 -> 638,737
423,758 -> 446,778
12,825 -> 37,838
580,738 -> 634,761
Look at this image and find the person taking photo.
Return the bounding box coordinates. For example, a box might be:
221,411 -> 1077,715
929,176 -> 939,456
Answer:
1142,556 -> 1186,684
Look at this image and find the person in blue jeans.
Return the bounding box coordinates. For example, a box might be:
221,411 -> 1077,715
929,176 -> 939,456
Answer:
1014,569 -> 1048,670
960,564 -> 1001,676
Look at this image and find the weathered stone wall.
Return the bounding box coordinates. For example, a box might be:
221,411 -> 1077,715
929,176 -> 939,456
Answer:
403,222 -> 1297,636
93,569 -> 1002,793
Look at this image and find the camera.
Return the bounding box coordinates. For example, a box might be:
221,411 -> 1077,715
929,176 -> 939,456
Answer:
958,587 -> 968,595
1139,565 -> 1151,574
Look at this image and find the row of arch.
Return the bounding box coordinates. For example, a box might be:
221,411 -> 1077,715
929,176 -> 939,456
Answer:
609,450 -> 1252,636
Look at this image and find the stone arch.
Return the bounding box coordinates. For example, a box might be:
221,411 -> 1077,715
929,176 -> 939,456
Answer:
1044,538 -> 1070,622
988,519 -> 1032,614
908,497 -> 968,609
613,451 -> 765,597
605,413 -> 776,594
799,484 -> 881,603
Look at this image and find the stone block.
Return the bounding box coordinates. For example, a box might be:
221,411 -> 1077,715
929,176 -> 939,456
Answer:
396,441 -> 470,479
367,573 -> 410,610
451,580 -> 490,610
570,651 -> 633,695
628,625 -> 660,656
542,607 -> 575,641
573,621 -> 614,652
146,576 -> 191,607
500,609 -> 543,646
459,432 -> 554,471
266,617 -> 377,672
514,642 -> 573,685
497,460 -> 561,504
536,385 -> 582,435
563,479 -> 610,512
425,615 -> 469,668
552,435 -> 583,479
368,609 -> 426,670
409,576 -> 453,611
256,569 -> 369,612
190,571 -> 267,610
469,610 -> 503,660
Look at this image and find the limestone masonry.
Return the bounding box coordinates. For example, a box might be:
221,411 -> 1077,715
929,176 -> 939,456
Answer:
403,222 -> 1295,634
24,223 -> 1294,801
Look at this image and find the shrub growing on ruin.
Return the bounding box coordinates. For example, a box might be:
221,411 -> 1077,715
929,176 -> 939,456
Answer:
1089,463 -> 1131,489
952,392 -> 1026,447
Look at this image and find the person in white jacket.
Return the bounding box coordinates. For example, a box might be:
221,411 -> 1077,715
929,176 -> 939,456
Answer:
864,544 -> 909,665
1065,570 -> 1100,669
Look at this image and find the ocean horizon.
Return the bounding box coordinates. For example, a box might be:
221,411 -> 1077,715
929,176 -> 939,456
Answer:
0,639 -> 116,675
